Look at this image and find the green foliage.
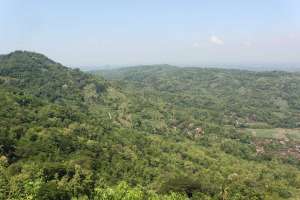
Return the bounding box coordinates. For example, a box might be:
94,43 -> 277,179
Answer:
94,182 -> 188,200
0,52 -> 300,199
99,65 -> 300,129
37,182 -> 71,200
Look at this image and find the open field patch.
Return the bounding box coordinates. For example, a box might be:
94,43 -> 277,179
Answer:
241,128 -> 300,141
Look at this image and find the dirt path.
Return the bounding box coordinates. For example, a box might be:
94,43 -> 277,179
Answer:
275,128 -> 289,141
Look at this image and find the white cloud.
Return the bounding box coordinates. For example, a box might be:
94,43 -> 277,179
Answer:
210,35 -> 224,45
193,42 -> 200,48
288,33 -> 296,40
243,41 -> 252,47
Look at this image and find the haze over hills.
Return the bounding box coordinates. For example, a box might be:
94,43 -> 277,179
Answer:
1,0 -> 300,199
0,51 -> 300,199
85,63 -> 300,72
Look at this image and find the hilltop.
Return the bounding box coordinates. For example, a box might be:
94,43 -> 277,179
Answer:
0,51 -> 107,103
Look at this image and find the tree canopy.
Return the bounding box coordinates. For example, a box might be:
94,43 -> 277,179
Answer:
0,51 -> 299,199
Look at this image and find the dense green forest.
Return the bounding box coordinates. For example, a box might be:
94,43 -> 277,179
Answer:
0,51 -> 300,199
99,65 -> 300,129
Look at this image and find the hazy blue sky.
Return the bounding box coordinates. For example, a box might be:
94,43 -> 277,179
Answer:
0,0 -> 299,67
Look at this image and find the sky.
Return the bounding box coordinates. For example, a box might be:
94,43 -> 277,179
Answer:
0,0 -> 300,68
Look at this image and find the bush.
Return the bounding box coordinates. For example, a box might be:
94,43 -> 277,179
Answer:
159,176 -> 204,198
37,182 -> 71,200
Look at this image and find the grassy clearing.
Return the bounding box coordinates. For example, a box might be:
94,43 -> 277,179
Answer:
285,129 -> 300,141
240,128 -> 300,141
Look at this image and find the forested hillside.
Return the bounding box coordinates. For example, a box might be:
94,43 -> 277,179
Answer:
0,51 -> 300,200
99,65 -> 300,128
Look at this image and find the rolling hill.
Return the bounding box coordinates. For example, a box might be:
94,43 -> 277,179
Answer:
98,65 -> 300,128
0,51 -> 300,199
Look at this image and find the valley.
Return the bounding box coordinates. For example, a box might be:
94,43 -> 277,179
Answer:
0,51 -> 300,199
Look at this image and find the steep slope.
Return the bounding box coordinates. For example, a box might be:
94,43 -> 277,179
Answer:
0,52 -> 300,199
